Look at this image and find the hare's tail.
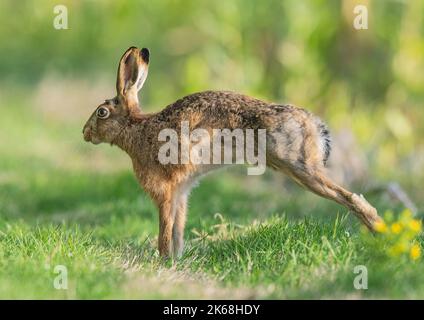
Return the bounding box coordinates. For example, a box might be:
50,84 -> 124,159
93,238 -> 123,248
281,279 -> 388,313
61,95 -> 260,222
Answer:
315,118 -> 331,166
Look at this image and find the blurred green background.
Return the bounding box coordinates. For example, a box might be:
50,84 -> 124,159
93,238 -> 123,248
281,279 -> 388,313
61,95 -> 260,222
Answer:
0,0 -> 423,298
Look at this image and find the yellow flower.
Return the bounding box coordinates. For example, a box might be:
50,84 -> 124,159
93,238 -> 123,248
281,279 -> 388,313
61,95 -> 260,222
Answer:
391,222 -> 403,234
369,210 -> 422,261
374,220 -> 388,233
409,220 -> 422,233
410,244 -> 421,260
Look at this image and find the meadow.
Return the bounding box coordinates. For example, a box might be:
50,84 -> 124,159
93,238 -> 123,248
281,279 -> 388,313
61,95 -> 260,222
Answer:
0,88 -> 422,299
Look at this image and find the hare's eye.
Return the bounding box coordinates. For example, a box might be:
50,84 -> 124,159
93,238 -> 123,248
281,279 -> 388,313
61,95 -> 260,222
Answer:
96,107 -> 110,119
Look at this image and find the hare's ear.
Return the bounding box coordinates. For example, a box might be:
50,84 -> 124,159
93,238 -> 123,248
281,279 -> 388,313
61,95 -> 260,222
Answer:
116,47 -> 149,108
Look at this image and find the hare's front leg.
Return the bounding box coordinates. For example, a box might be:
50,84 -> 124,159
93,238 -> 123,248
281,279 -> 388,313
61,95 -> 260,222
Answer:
172,194 -> 188,258
157,193 -> 176,258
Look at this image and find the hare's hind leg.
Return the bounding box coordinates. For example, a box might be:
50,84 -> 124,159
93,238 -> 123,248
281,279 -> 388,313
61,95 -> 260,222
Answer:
287,166 -> 382,230
268,113 -> 382,230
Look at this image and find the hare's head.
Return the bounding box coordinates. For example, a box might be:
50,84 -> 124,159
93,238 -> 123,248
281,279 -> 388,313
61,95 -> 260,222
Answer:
83,47 -> 149,144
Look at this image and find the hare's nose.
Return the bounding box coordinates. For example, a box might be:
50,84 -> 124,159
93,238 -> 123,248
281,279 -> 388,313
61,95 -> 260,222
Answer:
83,126 -> 91,142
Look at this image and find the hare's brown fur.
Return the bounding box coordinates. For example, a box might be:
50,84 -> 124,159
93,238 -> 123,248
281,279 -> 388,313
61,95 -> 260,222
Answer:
83,47 -> 382,257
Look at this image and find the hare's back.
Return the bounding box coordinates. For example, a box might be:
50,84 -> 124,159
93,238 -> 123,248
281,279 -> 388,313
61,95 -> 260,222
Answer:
155,90 -> 275,127
152,90 -> 331,165
157,90 -> 317,128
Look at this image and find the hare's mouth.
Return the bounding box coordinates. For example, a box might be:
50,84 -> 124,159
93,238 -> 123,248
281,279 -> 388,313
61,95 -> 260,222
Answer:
83,127 -> 101,144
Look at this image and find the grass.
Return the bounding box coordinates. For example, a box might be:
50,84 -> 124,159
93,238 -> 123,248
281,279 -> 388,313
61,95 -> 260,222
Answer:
0,91 -> 423,299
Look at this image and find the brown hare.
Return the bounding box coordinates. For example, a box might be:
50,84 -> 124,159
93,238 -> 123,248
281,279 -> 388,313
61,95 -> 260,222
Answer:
83,46 -> 382,258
